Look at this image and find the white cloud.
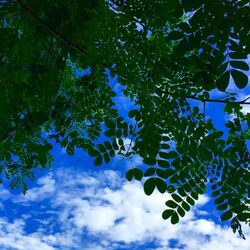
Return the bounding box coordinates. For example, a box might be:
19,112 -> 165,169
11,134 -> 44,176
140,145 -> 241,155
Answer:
0,168 -> 249,250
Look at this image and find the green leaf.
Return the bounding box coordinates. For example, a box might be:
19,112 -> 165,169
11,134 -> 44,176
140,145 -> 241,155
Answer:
156,178 -> 167,193
169,174 -> 179,184
126,168 -> 143,181
193,106 -> 199,115
221,210 -> 233,221
231,70 -> 248,89
217,203 -> 228,211
178,187 -> 186,197
104,141 -> 112,149
191,192 -> 199,200
162,209 -> 174,220
66,144 -> 74,156
134,168 -> 143,181
177,206 -> 185,217
103,152 -> 110,163
186,196 -> 195,206
171,193 -> 183,203
214,196 -> 225,205
216,71 -> 230,91
156,169 -> 169,178
182,201 -> 190,211
157,160 -> 170,168
143,157 -> 156,166
171,212 -> 179,224
165,200 -> 178,208
118,138 -> 124,146
230,61 -> 249,71
144,168 -> 156,176
237,213 -> 250,222
97,144 -> 106,152
88,148 -> 100,157
229,52 -> 247,59
94,155 -> 103,166
161,143 -> 170,149
144,178 -> 156,195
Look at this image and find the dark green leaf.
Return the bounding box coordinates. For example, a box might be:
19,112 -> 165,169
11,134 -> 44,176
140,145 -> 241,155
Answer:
216,71 -> 230,91
165,200 -> 178,208
171,212 -> 179,224
221,210 -> 233,221
144,178 -> 156,196
237,213 -> 250,222
162,209 -> 174,220
231,70 -> 248,89
171,193 -> 183,203
217,203 -> 228,211
157,160 -> 170,168
182,201 -> 190,211
94,155 -> 103,166
144,168 -> 156,176
143,157 -> 156,166
177,206 -> 185,217
230,61 -> 249,71
156,178 -> 167,193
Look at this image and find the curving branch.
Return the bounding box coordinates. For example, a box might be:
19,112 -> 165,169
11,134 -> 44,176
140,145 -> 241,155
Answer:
15,0 -> 87,56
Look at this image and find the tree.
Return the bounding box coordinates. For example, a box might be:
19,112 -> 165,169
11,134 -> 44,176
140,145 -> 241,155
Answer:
0,0 -> 249,238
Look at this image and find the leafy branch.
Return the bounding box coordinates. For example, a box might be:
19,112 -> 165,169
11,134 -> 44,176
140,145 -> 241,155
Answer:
15,0 -> 87,55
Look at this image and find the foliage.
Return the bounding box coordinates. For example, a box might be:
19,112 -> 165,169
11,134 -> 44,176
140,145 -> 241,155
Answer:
0,0 -> 249,238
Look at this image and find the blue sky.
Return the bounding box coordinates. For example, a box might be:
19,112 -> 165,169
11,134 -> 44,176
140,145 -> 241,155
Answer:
0,62 -> 250,250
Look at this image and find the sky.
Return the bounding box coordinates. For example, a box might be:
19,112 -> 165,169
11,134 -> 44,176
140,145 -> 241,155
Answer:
0,59 -> 250,250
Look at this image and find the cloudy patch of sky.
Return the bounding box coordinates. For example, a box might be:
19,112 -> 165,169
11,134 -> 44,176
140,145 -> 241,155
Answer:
0,156 -> 249,250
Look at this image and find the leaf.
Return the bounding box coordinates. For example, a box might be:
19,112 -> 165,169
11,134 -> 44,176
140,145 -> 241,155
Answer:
171,193 -> 183,203
157,160 -> 170,168
216,71 -> 230,91
165,200 -> 178,208
229,52 -> 247,59
186,196 -> 195,206
171,212 -> 179,224
88,148 -> 100,157
193,106 -> 199,115
221,210 -> 233,221
231,70 -> 248,89
156,178 -> 167,193
230,61 -> 249,71
94,155 -> 103,166
97,144 -> 106,152
177,206 -> 185,217
144,178 -> 156,195
126,168 -> 143,181
134,168 -> 143,181
217,203 -> 228,211
144,168 -> 156,176
143,157 -> 156,166
66,144 -> 74,156
191,192 -> 199,200
161,143 -> 170,149
162,209 -> 174,220
237,213 -> 250,222
156,169 -> 169,178
182,201 -> 190,211
103,152 -> 110,163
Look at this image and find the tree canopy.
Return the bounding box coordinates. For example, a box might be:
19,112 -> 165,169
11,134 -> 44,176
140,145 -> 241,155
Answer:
0,0 -> 249,238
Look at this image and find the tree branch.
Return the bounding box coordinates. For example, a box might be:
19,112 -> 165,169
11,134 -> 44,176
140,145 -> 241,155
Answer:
186,95 -> 250,105
15,0 -> 87,56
